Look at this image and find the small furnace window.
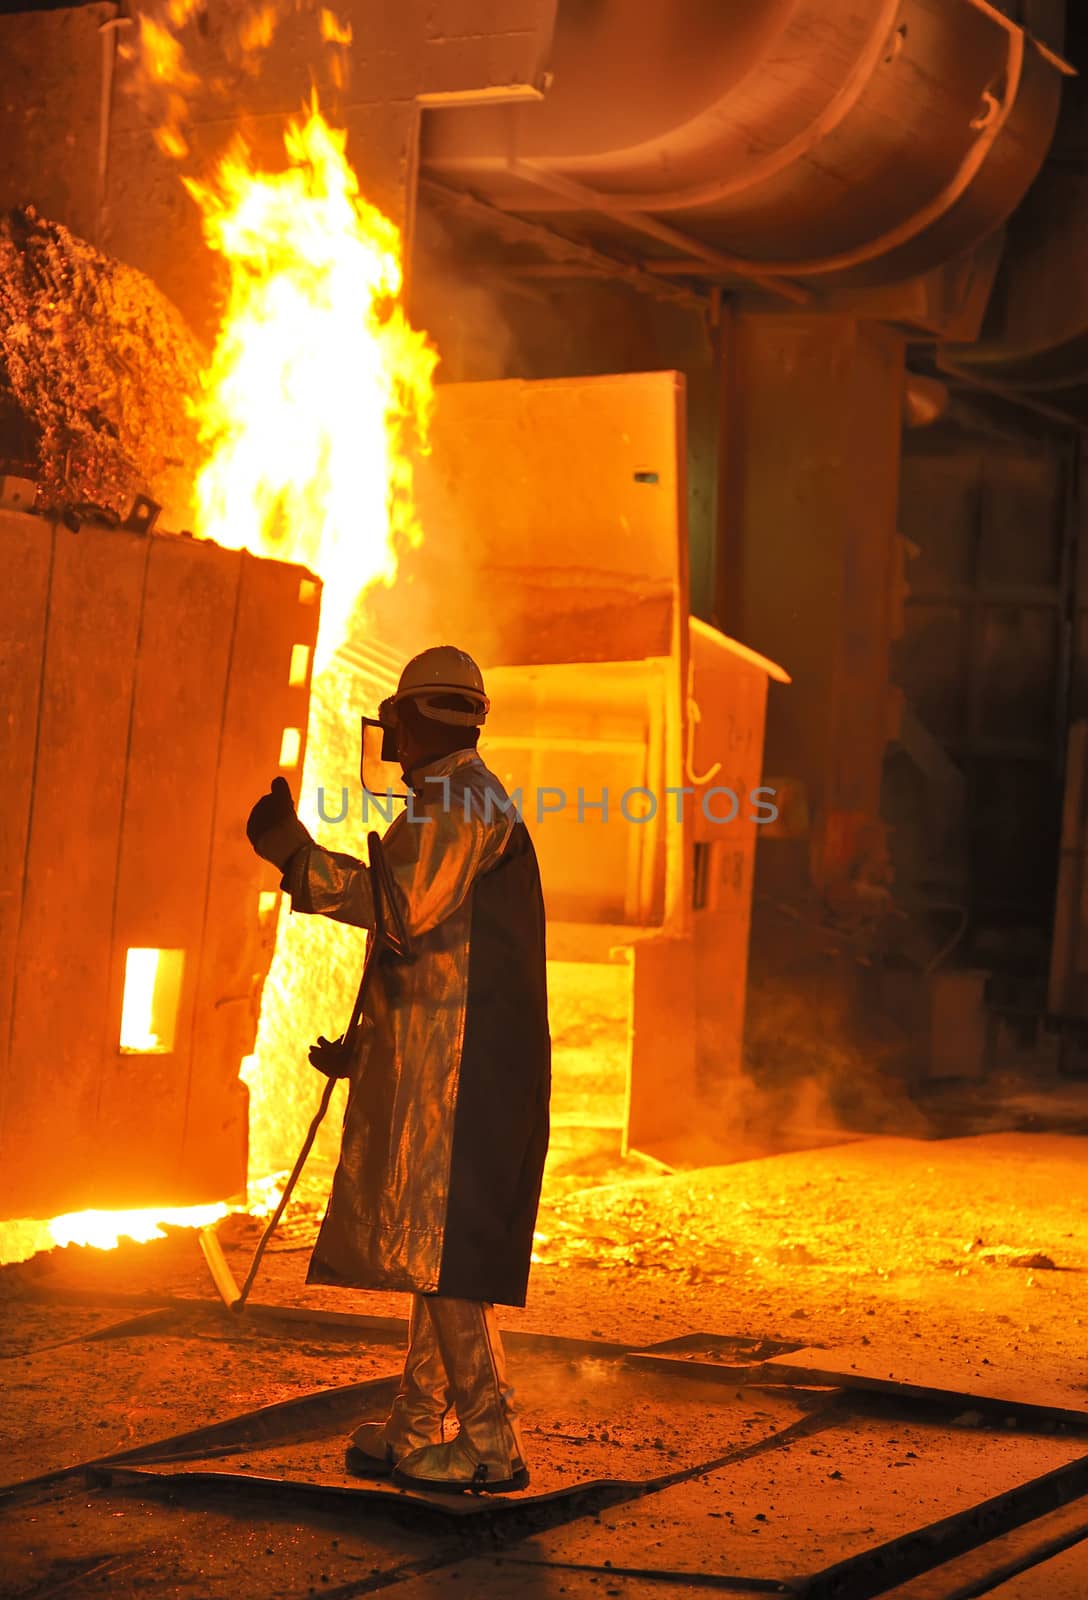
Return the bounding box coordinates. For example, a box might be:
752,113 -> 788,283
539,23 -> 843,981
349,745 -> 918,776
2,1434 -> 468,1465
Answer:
119,948 -> 185,1054
288,644 -> 311,687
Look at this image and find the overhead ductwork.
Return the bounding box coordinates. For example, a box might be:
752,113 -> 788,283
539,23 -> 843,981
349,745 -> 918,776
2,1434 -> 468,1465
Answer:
939,58 -> 1088,426
422,0 -> 1066,296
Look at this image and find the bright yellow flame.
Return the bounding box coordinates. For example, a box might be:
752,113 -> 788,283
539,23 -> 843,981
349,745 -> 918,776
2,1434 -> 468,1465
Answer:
184,98 -> 436,1184
185,99 -> 437,669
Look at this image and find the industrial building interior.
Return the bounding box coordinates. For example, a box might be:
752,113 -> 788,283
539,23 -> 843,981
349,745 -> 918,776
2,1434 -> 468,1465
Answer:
1,0 -> 1088,1595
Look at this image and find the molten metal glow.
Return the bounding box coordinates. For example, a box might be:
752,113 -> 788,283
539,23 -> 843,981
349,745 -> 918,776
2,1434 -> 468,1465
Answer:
119,947 -> 162,1052
119,947 -> 185,1054
0,1203 -> 231,1267
49,1204 -> 229,1251
185,100 -> 437,668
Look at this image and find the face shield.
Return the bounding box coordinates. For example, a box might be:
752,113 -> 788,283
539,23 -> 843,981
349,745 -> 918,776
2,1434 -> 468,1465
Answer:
360,680 -> 490,801
360,698 -> 408,802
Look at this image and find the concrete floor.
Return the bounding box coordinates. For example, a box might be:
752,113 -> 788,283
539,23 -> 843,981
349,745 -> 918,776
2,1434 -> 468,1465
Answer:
2,1132 -> 1086,1598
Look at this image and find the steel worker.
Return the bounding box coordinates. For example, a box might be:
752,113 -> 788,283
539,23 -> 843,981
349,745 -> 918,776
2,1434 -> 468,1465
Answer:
245,646 -> 551,1494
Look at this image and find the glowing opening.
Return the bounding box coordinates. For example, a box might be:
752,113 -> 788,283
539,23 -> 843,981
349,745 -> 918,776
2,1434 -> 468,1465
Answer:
298,578 -> 319,606
258,891 -> 279,917
279,727 -> 302,768
119,948 -> 185,1054
288,643 -> 311,687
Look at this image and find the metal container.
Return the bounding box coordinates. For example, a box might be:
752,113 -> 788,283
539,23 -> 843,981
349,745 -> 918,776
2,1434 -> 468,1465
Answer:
0,512 -> 319,1218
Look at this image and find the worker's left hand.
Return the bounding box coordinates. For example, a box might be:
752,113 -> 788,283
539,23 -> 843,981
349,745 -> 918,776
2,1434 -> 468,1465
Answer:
246,775 -> 314,869
309,1033 -> 353,1079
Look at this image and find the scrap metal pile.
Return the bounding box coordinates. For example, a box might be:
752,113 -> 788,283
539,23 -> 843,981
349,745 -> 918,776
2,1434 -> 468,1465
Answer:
0,205 -> 202,525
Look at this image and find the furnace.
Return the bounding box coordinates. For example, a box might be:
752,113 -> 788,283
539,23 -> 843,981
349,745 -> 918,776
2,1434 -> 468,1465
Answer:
0,505 -> 319,1221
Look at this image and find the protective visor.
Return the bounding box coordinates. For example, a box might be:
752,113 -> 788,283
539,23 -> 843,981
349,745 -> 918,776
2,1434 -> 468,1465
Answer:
360,714 -> 407,803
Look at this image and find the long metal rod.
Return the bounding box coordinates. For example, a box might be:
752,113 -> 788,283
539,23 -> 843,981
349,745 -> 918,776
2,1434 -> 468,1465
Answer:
503,157 -> 811,304
962,0 -> 1076,74
938,356 -> 1082,431
418,176 -> 712,316
229,1072 -> 338,1309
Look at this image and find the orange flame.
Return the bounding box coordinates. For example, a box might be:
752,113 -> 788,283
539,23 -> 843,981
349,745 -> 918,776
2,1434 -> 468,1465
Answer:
121,0 -> 285,161
320,9 -> 352,46
185,100 -> 436,667
238,6 -> 278,58
187,99 -> 436,1183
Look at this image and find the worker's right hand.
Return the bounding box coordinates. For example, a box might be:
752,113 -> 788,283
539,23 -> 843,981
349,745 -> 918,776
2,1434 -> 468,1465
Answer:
308,1033 -> 353,1079
246,775 -> 313,870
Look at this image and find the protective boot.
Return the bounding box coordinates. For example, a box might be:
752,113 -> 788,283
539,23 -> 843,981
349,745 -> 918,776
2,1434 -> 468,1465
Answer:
392,1299 -> 529,1494
345,1295 -> 451,1478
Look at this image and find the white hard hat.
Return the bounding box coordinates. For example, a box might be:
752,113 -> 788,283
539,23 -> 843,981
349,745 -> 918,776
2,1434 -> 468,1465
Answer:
381,645 -> 489,728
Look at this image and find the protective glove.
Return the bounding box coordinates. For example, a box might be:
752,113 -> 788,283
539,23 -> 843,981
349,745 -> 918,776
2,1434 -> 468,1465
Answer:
308,1033 -> 353,1079
246,775 -> 314,870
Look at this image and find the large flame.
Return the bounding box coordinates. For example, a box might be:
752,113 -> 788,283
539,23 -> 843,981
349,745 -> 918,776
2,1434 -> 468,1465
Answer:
188,99 -> 437,1186
3,101 -> 437,1265
186,101 -> 436,667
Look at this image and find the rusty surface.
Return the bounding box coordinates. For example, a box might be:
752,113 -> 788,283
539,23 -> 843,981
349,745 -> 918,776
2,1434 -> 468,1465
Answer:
724,316 -> 902,858
0,512 -> 319,1219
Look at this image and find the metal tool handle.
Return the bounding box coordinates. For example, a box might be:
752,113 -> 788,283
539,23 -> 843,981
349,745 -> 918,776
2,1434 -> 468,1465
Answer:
230,1070 -> 337,1311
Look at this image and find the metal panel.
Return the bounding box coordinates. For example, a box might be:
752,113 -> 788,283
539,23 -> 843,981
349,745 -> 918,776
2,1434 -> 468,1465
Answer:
396,370 -> 691,934
481,659 -> 667,928
625,937 -> 696,1157
423,0 -> 1062,291
726,317 -> 902,835
1,523 -> 149,1217
182,553 -> 320,1200
688,620 -> 773,1089
0,515 -> 319,1219
96,536 -> 241,1200
897,431 -> 1068,936
0,513 -> 53,1142
402,372 -> 689,674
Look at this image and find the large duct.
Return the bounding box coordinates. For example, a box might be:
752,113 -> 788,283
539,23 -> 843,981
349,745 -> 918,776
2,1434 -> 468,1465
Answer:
939,53 -> 1088,424
422,0 -> 1064,292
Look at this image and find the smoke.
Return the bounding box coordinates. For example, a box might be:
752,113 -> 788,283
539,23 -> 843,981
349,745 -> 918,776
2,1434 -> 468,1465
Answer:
737,967 -> 932,1148
409,206 -> 520,386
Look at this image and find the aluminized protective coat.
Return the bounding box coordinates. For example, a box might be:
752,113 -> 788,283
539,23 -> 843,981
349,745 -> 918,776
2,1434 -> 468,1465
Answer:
282,748 -> 548,1302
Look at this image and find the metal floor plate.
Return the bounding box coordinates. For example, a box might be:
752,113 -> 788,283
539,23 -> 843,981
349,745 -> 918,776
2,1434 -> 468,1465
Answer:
90,1348 -> 816,1516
